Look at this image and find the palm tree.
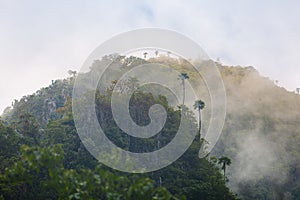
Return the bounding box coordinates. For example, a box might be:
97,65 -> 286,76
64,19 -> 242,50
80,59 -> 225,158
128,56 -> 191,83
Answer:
296,88 -> 300,94
194,100 -> 205,140
143,52 -> 148,59
67,70 -> 77,77
218,156 -> 231,182
179,73 -> 189,106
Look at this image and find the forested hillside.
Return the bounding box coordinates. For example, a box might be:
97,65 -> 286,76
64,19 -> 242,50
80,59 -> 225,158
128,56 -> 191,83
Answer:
1,55 -> 300,199
0,56 -> 238,200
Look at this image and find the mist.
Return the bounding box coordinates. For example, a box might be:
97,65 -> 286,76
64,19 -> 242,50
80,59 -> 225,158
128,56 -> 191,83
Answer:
211,64 -> 300,197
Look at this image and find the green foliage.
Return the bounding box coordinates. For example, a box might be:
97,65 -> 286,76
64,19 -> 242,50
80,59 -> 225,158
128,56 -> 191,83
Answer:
3,78 -> 73,126
157,142 -> 238,200
0,144 -> 182,200
0,89 -> 237,199
0,55 -> 242,199
193,100 -> 205,111
0,145 -> 63,199
0,121 -> 19,171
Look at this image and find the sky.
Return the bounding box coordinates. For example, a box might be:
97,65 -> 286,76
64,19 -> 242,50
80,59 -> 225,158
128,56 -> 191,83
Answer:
0,0 -> 300,114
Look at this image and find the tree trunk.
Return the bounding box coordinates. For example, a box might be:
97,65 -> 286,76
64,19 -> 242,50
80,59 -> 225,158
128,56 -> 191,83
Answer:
198,109 -> 201,140
224,166 -> 226,182
182,80 -> 185,105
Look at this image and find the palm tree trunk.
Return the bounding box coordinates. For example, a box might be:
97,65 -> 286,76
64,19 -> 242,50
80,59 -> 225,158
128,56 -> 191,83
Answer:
159,176 -> 162,187
224,166 -> 226,182
182,80 -> 185,105
157,133 -> 160,149
128,135 -> 131,151
198,109 -> 201,140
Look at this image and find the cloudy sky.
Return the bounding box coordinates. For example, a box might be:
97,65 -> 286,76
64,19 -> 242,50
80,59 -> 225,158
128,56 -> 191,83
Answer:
0,0 -> 299,114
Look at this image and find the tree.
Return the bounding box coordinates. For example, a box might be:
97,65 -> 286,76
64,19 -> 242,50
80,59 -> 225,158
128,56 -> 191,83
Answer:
218,156 -> 231,182
296,88 -> 300,94
193,100 -> 205,140
1,55 -> 241,200
179,73 -> 189,106
143,52 -> 148,59
16,113 -> 40,146
155,50 -> 159,57
67,70 -> 77,77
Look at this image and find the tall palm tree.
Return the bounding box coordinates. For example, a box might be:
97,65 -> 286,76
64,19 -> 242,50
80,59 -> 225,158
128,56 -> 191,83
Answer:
179,73 -> 189,106
194,100 -> 205,140
143,52 -> 148,59
218,156 -> 231,182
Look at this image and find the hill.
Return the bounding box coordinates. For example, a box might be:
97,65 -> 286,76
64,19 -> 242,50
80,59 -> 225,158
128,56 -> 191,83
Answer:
1,55 -> 300,199
0,56 -> 238,200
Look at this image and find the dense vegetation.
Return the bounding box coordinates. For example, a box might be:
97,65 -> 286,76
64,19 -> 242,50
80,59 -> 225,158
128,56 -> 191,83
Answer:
1,55 -> 300,199
0,55 -> 238,199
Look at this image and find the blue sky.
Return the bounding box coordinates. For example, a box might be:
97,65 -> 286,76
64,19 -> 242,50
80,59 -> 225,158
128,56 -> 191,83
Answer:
1,0 -> 300,113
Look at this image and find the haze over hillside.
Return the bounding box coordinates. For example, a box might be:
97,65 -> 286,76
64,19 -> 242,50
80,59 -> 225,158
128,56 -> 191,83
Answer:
214,64 -> 300,199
